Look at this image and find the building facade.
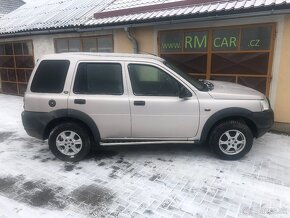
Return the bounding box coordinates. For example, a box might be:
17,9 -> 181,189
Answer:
0,0 -> 290,124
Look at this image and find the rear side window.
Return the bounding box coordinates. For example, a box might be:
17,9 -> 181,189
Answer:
31,60 -> 70,93
73,63 -> 123,95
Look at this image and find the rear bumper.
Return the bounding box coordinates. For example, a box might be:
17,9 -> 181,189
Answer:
21,111 -> 51,140
252,109 -> 274,138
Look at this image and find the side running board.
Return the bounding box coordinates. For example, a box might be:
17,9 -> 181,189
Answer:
99,141 -> 196,146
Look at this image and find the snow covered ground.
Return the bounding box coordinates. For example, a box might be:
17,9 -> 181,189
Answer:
0,93 -> 289,218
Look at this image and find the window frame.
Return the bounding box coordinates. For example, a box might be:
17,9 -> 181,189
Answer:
127,63 -> 183,97
54,35 -> 114,53
0,40 -> 34,95
30,59 -> 70,94
72,61 -> 124,96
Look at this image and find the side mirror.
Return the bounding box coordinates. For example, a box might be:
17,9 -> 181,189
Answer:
179,86 -> 192,98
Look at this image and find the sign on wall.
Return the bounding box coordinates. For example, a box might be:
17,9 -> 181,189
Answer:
240,26 -> 272,51
184,31 -> 208,52
212,29 -> 239,51
159,25 -> 273,53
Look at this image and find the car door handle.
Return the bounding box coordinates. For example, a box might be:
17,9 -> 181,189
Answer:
134,101 -> 145,106
74,99 -> 86,104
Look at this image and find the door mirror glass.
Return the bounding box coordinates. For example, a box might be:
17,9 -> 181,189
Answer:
179,86 -> 192,98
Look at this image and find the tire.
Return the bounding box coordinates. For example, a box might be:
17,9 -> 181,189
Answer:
48,122 -> 91,162
208,120 -> 253,160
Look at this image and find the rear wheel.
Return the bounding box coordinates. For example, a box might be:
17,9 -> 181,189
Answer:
209,120 -> 253,160
48,122 -> 91,162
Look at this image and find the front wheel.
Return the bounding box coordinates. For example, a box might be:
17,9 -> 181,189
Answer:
48,122 -> 91,162
209,120 -> 253,160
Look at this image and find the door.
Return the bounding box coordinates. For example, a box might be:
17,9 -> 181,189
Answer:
159,23 -> 276,96
127,63 -> 199,139
0,40 -> 34,95
68,62 -> 131,139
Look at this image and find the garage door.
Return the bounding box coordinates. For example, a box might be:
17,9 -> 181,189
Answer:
159,23 -> 275,95
0,40 -> 34,95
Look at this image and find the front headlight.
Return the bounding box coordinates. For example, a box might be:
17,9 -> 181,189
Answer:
260,98 -> 270,111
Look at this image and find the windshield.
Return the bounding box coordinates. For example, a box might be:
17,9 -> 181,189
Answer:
163,60 -> 205,91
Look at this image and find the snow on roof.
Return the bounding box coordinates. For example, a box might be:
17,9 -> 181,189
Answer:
0,0 -> 24,18
89,0 -> 290,26
0,0 -> 289,35
0,0 -> 114,34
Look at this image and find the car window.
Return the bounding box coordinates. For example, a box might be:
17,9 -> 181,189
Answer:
164,61 -> 205,91
128,64 -> 180,96
73,62 -> 123,95
31,60 -> 70,93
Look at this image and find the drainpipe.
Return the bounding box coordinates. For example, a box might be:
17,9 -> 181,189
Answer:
124,27 -> 139,54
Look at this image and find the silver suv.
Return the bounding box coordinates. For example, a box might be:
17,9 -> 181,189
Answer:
22,53 -> 274,162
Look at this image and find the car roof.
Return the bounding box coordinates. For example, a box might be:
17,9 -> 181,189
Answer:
41,52 -> 164,62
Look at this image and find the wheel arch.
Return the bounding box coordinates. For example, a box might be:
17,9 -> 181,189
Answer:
44,109 -> 101,144
200,107 -> 258,144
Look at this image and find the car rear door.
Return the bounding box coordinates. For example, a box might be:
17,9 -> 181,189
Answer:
126,62 -> 199,139
68,61 -> 131,139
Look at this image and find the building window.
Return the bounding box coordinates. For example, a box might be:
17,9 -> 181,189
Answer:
159,24 -> 275,95
54,35 -> 113,53
0,40 -> 34,95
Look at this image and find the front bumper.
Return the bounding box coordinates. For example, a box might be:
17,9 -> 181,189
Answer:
252,109 -> 274,137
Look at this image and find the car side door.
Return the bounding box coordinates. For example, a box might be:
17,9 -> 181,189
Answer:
68,61 -> 131,139
126,62 -> 199,139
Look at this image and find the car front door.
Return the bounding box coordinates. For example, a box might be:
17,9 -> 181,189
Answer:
68,61 -> 131,139
126,62 -> 199,139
